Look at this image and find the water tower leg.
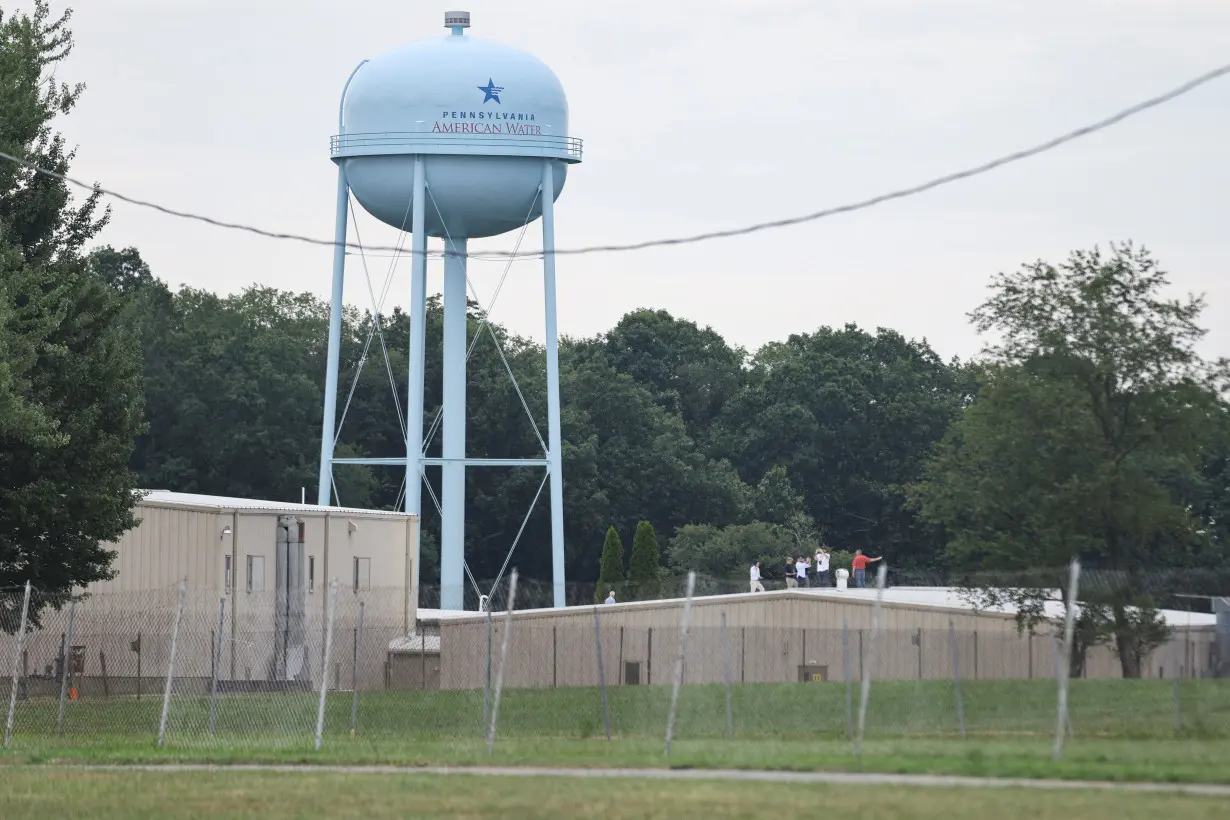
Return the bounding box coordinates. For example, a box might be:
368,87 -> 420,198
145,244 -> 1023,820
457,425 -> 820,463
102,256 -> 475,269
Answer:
316,165 -> 350,506
405,157 -> 428,592
541,160 -> 566,609
440,236 -> 469,610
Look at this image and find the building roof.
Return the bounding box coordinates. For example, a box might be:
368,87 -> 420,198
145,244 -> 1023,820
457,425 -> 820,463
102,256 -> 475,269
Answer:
138,490 -> 413,520
416,608 -> 489,622
800,586 -> 1218,628
418,586 -> 1217,628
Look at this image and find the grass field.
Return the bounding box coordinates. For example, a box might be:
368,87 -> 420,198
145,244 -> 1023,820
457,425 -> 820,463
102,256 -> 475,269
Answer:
3,679 -> 1229,784
3,768 -> 1229,819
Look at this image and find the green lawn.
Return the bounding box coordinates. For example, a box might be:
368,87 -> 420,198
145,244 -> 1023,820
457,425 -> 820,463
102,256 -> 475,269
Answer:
3,679 -> 1229,783
2,769 -> 1228,819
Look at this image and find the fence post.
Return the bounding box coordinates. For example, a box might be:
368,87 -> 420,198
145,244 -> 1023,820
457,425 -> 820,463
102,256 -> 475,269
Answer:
57,598 -> 78,737
647,627 -> 653,685
315,579 -> 339,751
1173,678 -> 1182,733
4,580 -> 32,749
157,577 -> 189,748
618,626 -> 625,684
842,618 -> 853,740
855,564 -> 887,757
487,569 -> 519,754
741,626 -> 746,684
1048,634 -> 1074,738
350,601 -> 365,736
209,597 -> 226,735
594,606 -> 611,741
482,607 -> 493,731
720,611 -> 733,739
1052,557 -> 1081,761
948,619 -> 966,739
663,570 -> 697,756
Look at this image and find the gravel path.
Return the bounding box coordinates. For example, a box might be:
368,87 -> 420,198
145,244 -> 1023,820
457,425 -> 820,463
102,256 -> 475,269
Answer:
68,764 -> 1230,797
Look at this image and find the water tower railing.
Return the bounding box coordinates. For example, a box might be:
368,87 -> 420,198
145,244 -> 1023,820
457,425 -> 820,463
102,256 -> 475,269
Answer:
330,132 -> 583,163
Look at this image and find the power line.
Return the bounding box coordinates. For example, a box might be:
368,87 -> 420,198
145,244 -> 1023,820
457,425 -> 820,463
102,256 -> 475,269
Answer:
1,61 -> 1227,259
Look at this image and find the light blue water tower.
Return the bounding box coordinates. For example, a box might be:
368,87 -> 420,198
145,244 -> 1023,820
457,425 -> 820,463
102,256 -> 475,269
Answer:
316,11 -> 582,610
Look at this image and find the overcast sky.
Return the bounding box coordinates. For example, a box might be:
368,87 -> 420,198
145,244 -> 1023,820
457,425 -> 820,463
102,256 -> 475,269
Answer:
54,0 -> 1230,362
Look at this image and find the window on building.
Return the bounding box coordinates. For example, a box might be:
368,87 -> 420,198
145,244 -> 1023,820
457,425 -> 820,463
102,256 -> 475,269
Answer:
308,555 -> 316,593
224,555 -> 232,594
246,555 -> 265,593
353,557 -> 371,592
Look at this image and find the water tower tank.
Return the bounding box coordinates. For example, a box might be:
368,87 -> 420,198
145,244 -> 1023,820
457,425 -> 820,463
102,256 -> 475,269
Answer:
331,11 -> 582,239
318,12 -> 583,613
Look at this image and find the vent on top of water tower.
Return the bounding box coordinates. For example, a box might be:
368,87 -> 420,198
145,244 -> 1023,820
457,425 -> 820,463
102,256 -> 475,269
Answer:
445,11 -> 471,31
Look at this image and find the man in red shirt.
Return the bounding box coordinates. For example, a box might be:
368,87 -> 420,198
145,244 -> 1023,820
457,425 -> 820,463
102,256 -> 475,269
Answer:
851,550 -> 882,588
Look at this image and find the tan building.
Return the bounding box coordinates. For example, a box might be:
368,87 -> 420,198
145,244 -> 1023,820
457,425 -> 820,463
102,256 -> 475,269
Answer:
92,490 -> 418,617
7,491 -> 418,698
392,587 -> 1218,690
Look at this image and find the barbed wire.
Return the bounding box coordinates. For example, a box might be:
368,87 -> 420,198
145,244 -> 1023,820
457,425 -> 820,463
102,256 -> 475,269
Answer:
0,61 -> 1226,259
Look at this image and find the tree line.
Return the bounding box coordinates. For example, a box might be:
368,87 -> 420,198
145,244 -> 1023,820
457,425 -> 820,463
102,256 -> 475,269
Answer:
3,3 -> 1228,674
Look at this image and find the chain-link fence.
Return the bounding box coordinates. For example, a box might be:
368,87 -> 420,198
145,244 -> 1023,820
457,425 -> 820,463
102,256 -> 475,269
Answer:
2,564 -> 1228,757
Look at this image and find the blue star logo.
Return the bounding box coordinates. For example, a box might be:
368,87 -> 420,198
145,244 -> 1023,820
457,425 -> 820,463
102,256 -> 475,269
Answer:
477,78 -> 504,104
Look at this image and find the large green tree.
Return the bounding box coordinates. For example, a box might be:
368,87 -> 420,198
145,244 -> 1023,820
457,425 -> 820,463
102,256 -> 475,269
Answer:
666,522 -> 795,594
712,324 -> 971,569
602,308 -> 746,442
0,2 -> 145,617
558,350 -> 752,586
129,283 -> 381,506
911,243 -> 1227,677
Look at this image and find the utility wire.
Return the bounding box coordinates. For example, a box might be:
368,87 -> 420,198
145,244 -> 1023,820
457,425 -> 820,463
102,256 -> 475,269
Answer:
1,61 -> 1226,259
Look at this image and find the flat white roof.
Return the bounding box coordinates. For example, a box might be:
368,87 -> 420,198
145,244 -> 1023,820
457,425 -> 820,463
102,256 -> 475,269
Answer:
138,490 -> 412,519
419,586 -> 1217,628
798,586 -> 1218,628
417,608 -> 493,622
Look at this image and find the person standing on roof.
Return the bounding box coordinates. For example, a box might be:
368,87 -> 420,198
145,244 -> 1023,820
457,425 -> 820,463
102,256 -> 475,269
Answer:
749,561 -> 765,593
795,555 -> 810,588
851,549 -> 882,588
814,547 -> 830,587
784,557 -> 797,589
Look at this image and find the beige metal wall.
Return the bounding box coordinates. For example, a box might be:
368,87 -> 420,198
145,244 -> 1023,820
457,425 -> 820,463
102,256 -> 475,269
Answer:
85,500 -> 418,630
89,505 -> 227,594
14,500 -> 419,693
437,594 -> 1217,688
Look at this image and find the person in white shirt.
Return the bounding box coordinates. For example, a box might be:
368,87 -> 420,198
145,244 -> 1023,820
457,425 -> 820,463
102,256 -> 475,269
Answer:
749,562 -> 765,593
795,556 -> 810,588
814,548 -> 830,587
604,590 -> 616,604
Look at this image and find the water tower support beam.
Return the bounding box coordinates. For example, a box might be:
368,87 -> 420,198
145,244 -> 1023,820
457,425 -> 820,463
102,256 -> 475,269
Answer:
440,235 -> 469,611
405,156 -> 428,589
317,57 -> 367,508
316,166 -> 350,506
541,160 -> 566,609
